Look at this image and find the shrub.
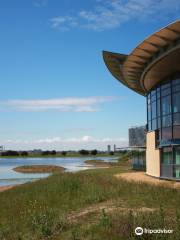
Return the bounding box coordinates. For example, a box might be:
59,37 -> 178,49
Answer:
51,150 -> 56,155
1,150 -> 19,156
61,151 -> 67,156
21,151 -> 28,157
79,149 -> 89,155
91,149 -> 98,155
42,150 -> 56,156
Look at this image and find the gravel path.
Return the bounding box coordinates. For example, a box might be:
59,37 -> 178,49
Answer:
0,185 -> 15,192
115,172 -> 180,189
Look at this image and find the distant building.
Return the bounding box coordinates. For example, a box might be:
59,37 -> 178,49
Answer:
129,126 -> 146,170
30,149 -> 42,154
107,145 -> 111,153
129,126 -> 146,147
131,148 -> 146,170
0,146 -> 4,152
113,144 -> 116,152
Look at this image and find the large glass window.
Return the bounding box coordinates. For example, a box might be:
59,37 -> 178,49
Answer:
172,84 -> 180,93
147,104 -> 151,122
174,166 -> 180,179
161,82 -> 170,90
147,76 -> 180,142
162,147 -> 172,164
175,147 -> 180,165
162,115 -> 172,127
172,78 -> 180,85
157,99 -> 161,117
151,90 -> 156,102
173,126 -> 180,139
162,95 -> 171,115
152,119 -> 157,130
173,113 -> 180,125
173,92 -> 180,113
162,127 -> 172,140
161,146 -> 180,179
157,117 -> 161,129
152,101 -> 156,119
157,87 -> 160,98
161,86 -> 171,97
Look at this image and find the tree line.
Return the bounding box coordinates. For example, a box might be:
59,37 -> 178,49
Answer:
0,149 -> 103,157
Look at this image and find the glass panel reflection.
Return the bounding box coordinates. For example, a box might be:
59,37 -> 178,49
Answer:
162,147 -> 172,164
173,126 -> 180,139
147,77 -> 180,141
173,92 -> 180,113
175,147 -> 180,165
162,96 -> 171,115
162,127 -> 172,140
162,115 -> 172,127
173,113 -> 180,125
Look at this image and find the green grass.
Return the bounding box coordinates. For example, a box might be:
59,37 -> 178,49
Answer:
0,161 -> 180,239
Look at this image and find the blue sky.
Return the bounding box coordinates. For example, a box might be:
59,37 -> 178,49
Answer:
0,0 -> 179,150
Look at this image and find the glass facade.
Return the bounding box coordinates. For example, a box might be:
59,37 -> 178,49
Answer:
147,74 -> 180,179
161,147 -> 180,179
131,150 -> 146,170
147,75 -> 180,142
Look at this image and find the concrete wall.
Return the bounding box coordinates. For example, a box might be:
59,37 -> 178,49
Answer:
146,131 -> 161,177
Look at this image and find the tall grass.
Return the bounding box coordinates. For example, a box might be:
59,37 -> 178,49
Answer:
0,165 -> 180,239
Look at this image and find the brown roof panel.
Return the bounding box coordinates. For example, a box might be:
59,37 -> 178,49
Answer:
103,20 -> 180,96
169,21 -> 180,32
157,28 -> 179,40
149,35 -> 168,46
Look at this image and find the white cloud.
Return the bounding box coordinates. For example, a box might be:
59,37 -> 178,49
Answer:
50,16 -> 78,31
34,0 -> 48,7
2,135 -> 128,150
50,0 -> 180,31
0,96 -> 117,112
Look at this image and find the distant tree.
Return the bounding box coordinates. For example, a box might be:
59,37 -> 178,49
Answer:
109,151 -> 114,155
61,151 -> 67,156
91,149 -> 98,155
79,149 -> 89,155
42,151 -> 51,156
21,151 -> 28,157
42,150 -> 57,156
51,150 -> 56,155
2,150 -> 19,156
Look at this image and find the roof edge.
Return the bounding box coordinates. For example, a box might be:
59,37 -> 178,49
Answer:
102,51 -> 146,96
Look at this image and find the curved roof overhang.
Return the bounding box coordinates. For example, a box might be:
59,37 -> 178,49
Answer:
103,20 -> 180,96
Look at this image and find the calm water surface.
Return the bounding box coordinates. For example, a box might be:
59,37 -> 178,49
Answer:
0,157 -> 117,187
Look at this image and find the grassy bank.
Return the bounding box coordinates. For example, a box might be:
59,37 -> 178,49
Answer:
0,161 -> 180,239
84,159 -> 122,168
85,160 -> 113,167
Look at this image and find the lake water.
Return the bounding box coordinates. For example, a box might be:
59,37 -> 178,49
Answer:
0,157 -> 117,187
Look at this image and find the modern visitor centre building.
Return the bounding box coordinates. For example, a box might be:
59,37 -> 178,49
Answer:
103,20 -> 180,180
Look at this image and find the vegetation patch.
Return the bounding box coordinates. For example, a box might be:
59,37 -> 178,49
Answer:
13,165 -> 65,173
85,159 -> 122,168
0,160 -> 180,239
85,160 -> 112,167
